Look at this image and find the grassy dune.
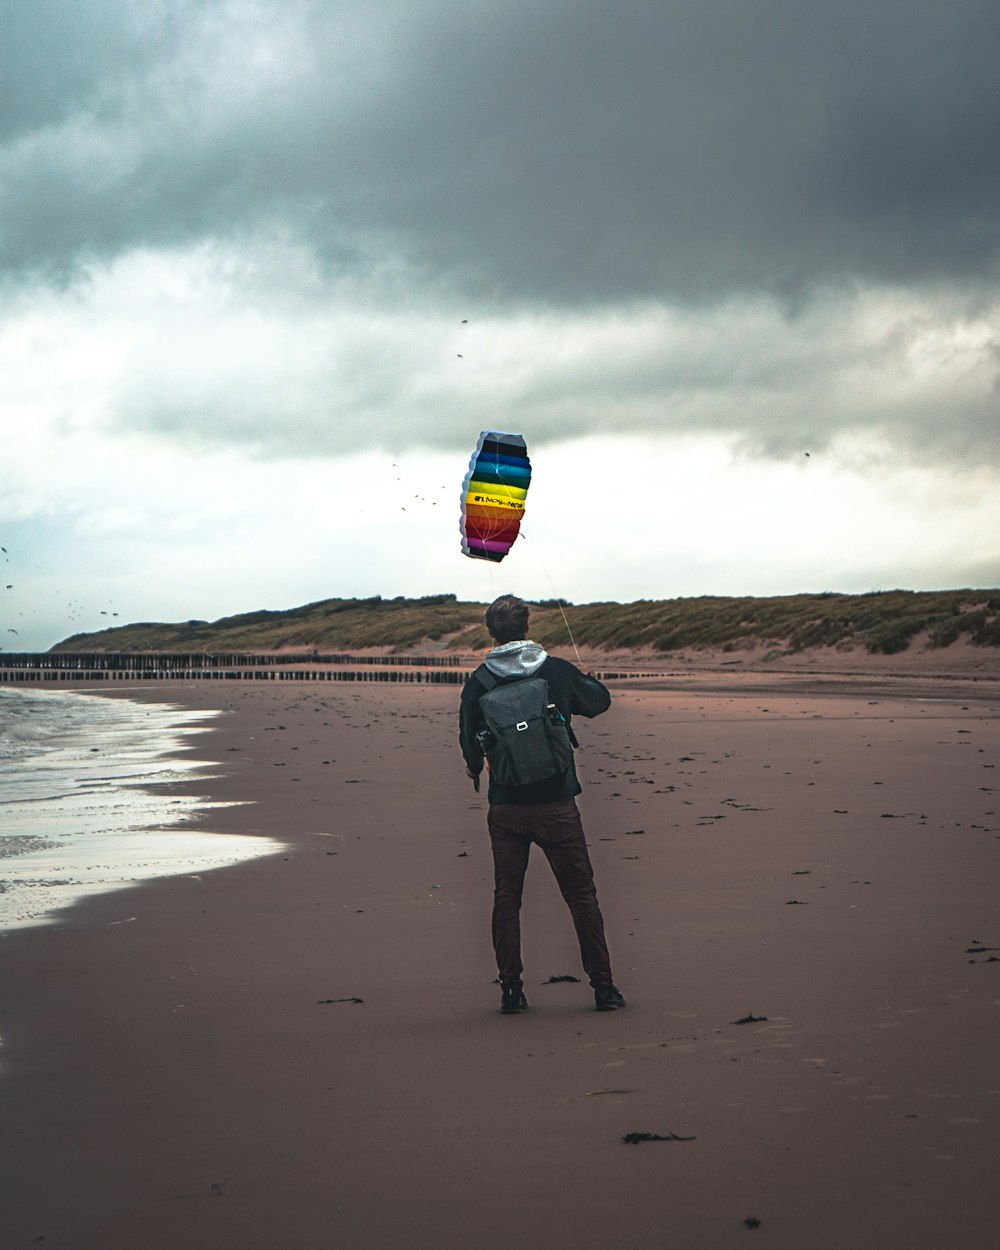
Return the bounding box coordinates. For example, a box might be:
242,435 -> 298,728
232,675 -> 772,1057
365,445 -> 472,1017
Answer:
49,589 -> 1000,656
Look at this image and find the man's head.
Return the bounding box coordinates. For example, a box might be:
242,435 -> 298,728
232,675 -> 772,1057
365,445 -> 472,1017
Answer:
485,594 -> 529,645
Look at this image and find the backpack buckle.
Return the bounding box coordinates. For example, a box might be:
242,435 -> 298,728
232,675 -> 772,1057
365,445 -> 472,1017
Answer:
515,721 -> 528,731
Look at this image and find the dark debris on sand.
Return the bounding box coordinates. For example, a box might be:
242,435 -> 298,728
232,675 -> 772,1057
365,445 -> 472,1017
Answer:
732,1013 -> 769,1025
317,996 -> 364,1004
544,974 -> 581,983
622,1131 -> 696,1144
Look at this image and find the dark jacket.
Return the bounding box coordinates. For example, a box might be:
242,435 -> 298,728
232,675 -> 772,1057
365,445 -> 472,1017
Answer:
459,641 -> 611,805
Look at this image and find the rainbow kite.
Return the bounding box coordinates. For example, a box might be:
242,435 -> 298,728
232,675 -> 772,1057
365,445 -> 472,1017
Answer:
459,431 -> 532,562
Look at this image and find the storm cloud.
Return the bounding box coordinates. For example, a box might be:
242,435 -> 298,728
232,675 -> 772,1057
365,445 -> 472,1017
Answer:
3,0 -> 999,304
1,1 -> 997,647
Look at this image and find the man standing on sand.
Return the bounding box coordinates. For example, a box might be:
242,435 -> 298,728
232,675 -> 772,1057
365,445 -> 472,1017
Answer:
459,594 -> 626,1015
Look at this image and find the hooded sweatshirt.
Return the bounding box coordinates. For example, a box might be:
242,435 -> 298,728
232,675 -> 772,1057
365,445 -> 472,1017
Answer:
459,640 -> 612,805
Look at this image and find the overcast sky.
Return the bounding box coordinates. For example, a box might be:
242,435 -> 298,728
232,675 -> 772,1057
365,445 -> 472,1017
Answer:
2,0 -> 998,650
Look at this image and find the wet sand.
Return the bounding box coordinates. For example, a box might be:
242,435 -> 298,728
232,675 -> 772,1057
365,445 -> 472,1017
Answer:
1,674 -> 998,1249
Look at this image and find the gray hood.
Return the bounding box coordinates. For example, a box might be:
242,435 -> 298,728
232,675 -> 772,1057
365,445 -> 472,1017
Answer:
484,640 -> 548,679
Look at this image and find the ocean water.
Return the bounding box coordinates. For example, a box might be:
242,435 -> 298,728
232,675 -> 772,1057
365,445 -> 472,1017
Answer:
0,688 -> 285,932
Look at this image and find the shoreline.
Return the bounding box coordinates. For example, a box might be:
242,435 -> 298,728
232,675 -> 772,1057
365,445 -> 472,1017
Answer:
2,675 -> 999,1249
0,687 -> 286,932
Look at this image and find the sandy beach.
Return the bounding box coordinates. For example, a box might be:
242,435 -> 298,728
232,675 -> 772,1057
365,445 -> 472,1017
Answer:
2,669 -> 999,1249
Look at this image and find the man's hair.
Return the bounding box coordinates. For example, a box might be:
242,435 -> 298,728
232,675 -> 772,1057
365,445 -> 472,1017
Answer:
485,594 -> 529,645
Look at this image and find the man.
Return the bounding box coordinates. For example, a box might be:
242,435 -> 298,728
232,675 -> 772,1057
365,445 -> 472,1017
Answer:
460,594 -> 626,1014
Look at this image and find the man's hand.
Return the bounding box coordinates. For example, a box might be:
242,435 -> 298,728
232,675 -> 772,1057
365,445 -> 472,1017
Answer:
465,765 -> 481,792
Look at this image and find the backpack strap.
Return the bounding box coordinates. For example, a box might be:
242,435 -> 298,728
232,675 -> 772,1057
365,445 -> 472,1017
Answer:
474,664 -> 499,692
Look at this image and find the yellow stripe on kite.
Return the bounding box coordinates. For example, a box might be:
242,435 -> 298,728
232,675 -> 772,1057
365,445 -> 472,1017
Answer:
465,494 -> 526,513
466,479 -> 528,503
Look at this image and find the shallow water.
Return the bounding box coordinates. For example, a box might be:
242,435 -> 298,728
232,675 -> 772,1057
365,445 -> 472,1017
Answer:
0,688 -> 285,931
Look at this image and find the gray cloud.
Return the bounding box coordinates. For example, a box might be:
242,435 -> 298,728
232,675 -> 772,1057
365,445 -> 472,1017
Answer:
88,270 -> 996,467
2,1 -> 1000,482
0,1 -> 187,143
2,0 -> 1000,305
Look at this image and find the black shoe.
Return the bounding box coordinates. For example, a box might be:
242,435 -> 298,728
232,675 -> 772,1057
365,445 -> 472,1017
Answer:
594,984 -> 627,1011
500,983 -> 529,1014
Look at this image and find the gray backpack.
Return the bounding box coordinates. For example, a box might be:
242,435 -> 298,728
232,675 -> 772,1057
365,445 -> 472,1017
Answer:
474,667 -> 576,787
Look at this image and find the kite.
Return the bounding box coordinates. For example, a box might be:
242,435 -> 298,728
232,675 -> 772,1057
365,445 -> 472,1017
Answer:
460,431 -> 531,562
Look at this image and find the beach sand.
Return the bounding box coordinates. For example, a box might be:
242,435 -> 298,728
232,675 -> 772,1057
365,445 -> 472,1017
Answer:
1,672 -> 998,1249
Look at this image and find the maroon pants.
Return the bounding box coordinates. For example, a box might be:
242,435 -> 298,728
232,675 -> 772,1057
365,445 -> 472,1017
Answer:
487,799 -> 613,988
